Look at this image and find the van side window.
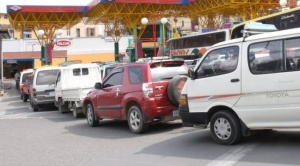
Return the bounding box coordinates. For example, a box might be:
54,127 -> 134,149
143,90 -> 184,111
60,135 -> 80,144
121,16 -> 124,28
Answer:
196,46 -> 239,78
73,68 -> 81,76
82,68 -> 89,75
249,40 -> 283,74
285,38 -> 300,71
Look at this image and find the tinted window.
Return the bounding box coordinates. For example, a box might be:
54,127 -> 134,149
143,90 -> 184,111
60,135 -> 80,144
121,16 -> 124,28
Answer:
105,66 -> 116,78
285,38 -> 300,71
73,68 -> 81,76
150,61 -> 188,81
129,67 -> 143,84
197,46 -> 239,77
82,68 -> 89,75
249,41 -> 283,74
36,69 -> 59,85
103,72 -> 123,88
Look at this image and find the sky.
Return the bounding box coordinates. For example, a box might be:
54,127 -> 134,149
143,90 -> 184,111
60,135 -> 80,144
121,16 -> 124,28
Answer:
1,0 -> 92,13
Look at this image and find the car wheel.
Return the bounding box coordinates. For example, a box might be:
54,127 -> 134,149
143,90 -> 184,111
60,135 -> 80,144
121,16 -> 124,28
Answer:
58,99 -> 68,114
32,103 -> 38,112
210,111 -> 242,145
23,94 -> 28,102
127,105 -> 148,134
86,103 -> 99,127
167,75 -> 188,106
72,105 -> 83,118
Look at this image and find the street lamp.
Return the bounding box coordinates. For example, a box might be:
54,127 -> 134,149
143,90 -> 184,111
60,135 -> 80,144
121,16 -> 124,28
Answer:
279,0 -> 287,7
37,30 -> 46,65
37,27 -> 63,65
141,13 -> 168,57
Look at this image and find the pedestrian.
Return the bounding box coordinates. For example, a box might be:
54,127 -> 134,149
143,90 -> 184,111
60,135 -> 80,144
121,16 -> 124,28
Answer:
14,71 -> 20,89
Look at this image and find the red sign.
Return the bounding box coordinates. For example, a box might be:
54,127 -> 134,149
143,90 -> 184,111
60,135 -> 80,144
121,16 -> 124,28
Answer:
56,40 -> 72,47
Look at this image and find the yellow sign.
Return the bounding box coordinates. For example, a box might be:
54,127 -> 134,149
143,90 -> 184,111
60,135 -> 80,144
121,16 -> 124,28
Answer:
173,32 -> 180,38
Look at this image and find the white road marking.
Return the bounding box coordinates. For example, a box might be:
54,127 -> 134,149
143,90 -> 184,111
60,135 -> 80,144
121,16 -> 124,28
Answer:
206,144 -> 256,166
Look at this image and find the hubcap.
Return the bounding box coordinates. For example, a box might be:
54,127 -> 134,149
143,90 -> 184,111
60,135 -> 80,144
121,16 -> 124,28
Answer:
214,118 -> 232,140
87,106 -> 93,124
129,110 -> 141,130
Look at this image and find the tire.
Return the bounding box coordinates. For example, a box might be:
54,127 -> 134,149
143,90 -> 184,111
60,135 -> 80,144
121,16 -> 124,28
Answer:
58,99 -> 68,114
33,107 -> 38,112
72,105 -> 83,118
58,104 -> 68,114
127,105 -> 148,134
167,75 -> 188,106
210,111 -> 242,145
86,103 -> 99,127
23,94 -> 28,102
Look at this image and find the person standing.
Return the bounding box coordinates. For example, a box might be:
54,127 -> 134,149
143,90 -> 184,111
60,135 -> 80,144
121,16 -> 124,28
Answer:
14,71 -> 20,89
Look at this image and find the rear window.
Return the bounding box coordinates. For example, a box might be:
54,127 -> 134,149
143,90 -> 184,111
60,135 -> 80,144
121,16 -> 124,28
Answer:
21,72 -> 32,83
36,69 -> 59,85
150,61 -> 188,81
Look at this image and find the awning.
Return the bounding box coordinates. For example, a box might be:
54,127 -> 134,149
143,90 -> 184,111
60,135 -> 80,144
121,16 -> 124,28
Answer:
0,30 -> 10,39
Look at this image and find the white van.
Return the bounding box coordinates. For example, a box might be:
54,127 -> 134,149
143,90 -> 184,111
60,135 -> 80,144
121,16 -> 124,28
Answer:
29,66 -> 61,112
55,63 -> 101,118
179,24 -> 300,145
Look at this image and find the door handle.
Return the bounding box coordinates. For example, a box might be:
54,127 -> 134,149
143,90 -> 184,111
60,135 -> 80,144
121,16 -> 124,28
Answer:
231,79 -> 240,82
116,88 -> 120,96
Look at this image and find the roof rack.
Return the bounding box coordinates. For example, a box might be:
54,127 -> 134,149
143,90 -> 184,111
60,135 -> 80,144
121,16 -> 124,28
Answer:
242,22 -> 277,38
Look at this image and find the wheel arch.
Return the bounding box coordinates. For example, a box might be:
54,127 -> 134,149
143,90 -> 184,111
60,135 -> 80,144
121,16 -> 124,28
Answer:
207,106 -> 250,136
82,100 -> 92,116
125,100 -> 140,119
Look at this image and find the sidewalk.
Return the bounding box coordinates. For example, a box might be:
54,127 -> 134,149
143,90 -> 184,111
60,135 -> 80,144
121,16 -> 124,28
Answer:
0,80 -> 14,97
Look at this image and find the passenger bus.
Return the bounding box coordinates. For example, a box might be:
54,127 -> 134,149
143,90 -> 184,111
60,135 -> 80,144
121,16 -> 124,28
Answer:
166,29 -> 230,60
231,6 -> 300,39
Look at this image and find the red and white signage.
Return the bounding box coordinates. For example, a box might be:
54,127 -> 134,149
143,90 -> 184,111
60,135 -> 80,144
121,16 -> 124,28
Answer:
56,40 -> 72,47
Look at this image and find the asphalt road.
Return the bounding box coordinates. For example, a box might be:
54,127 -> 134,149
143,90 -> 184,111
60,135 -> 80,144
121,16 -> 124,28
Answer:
1,82 -> 300,166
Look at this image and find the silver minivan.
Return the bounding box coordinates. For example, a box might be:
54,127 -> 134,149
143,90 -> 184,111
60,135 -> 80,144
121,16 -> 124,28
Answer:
29,66 -> 61,112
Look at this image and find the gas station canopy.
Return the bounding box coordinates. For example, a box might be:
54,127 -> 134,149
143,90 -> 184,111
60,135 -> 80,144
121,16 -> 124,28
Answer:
7,0 -> 280,30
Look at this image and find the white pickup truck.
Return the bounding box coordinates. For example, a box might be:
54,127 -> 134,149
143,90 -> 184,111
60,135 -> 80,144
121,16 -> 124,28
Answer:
55,63 -> 102,118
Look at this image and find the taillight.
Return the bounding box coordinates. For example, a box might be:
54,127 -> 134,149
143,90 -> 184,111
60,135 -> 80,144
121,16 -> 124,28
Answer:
33,88 -> 37,97
142,83 -> 154,98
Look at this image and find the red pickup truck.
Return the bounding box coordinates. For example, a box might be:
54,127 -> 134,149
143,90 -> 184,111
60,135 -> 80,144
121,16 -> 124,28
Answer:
21,74 -> 32,102
83,60 -> 188,133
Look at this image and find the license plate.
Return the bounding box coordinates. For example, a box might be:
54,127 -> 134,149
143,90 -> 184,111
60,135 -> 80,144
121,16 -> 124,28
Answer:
173,110 -> 179,117
49,92 -> 55,96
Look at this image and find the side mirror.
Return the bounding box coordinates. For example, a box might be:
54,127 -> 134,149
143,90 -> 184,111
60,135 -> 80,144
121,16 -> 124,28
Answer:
188,68 -> 196,80
94,82 -> 102,90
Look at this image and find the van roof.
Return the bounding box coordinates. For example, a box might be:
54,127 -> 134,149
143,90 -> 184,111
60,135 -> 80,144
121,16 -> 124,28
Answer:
35,66 -> 62,71
21,69 -> 34,74
212,27 -> 300,48
61,63 -> 99,69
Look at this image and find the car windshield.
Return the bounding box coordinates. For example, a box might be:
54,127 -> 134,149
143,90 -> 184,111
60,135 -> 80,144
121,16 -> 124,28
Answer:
36,69 -> 59,85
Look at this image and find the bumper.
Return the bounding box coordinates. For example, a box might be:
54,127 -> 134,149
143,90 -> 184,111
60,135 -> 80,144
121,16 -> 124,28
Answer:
179,105 -> 208,127
33,96 -> 55,105
141,100 -> 179,122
